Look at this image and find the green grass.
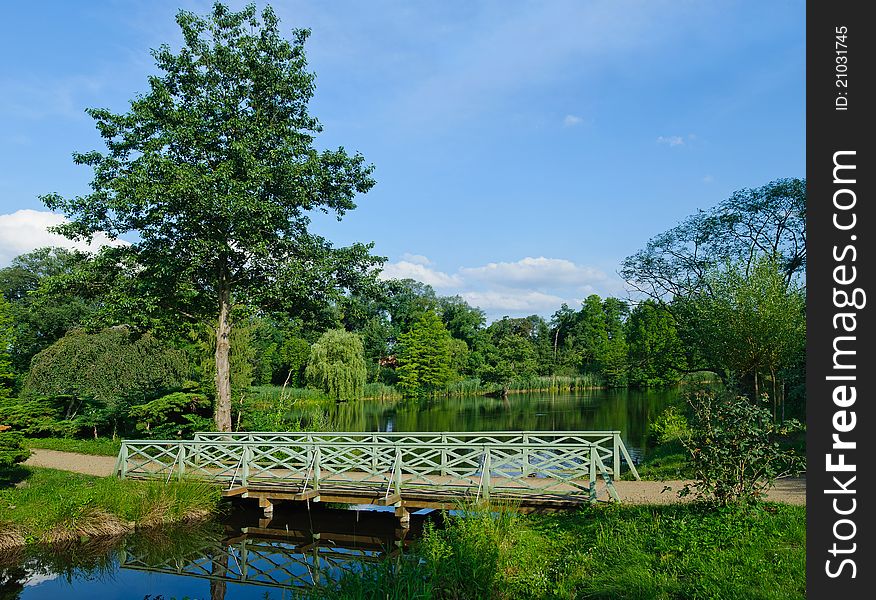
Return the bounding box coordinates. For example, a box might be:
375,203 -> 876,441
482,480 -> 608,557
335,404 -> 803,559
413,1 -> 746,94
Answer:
627,439 -> 694,481
312,502 -> 805,600
0,466 -> 221,549
24,437 -> 122,457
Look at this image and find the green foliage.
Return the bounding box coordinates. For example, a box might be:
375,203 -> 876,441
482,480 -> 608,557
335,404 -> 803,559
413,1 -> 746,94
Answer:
41,2 -> 380,429
0,432 -> 29,469
681,390 -> 802,505
622,178 -> 806,300
305,329 -> 367,401
23,437 -> 121,457
626,300 -> 686,387
129,391 -> 212,438
278,335 -> 311,387
0,397 -> 73,437
689,256 -> 805,406
0,467 -> 220,544
396,312 -> 455,397
0,248 -> 95,379
648,406 -> 690,445
239,385 -> 333,431
0,295 -> 13,398
313,503 -> 805,600
23,328 -> 190,434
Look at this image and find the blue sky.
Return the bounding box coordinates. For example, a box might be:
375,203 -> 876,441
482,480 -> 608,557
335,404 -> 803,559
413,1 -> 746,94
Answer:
0,1 -> 805,319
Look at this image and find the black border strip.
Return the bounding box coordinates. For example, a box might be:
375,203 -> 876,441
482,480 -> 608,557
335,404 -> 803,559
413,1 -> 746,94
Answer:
806,1 -> 873,595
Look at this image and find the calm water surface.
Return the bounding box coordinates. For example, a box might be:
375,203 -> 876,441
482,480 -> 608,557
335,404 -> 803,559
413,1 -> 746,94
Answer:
326,388 -> 678,453
2,388 -> 676,599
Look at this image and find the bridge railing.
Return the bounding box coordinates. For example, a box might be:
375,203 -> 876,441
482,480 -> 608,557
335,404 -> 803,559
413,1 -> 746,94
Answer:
192,430 -> 640,478
116,432 -> 639,502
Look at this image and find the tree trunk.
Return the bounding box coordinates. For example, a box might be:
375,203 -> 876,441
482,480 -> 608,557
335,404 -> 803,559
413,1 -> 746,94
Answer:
214,278 -> 233,432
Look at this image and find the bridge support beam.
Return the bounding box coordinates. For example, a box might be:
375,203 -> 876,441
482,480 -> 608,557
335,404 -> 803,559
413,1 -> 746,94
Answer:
394,505 -> 410,528
259,496 -> 274,518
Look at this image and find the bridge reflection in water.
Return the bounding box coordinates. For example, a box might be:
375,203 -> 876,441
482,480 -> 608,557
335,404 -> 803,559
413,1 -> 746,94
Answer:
118,504 -> 438,595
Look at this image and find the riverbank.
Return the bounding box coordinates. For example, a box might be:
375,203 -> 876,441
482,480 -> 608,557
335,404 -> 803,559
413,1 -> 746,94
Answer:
0,466 -> 221,551
311,501 -> 806,600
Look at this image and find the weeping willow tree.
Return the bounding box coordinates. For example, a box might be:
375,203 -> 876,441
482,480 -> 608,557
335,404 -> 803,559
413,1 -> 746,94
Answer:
305,329 -> 366,401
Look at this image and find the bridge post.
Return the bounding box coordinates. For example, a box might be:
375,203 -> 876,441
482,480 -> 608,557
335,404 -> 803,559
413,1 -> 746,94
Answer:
177,445 -> 186,480
117,443 -> 128,479
482,448 -> 491,502
371,433 -> 378,473
242,446 -> 251,486
314,445 -> 321,491
613,432 -> 621,479
440,434 -> 447,476
522,433 -> 530,476
589,445 -> 597,503
259,496 -> 274,518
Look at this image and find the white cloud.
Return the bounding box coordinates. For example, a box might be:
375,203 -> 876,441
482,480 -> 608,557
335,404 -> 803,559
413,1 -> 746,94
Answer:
563,114 -> 584,127
380,254 -> 625,319
657,135 -> 685,147
0,209 -> 125,266
378,260 -> 461,289
702,174 -> 714,183
461,290 -> 566,313
460,257 -> 608,289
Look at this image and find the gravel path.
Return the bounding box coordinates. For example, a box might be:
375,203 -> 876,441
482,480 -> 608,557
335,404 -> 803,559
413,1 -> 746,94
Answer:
24,449 -> 806,505
25,449 -> 117,477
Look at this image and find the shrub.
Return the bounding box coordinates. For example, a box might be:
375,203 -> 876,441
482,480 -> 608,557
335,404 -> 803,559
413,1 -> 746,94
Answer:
0,431 -> 29,469
648,406 -> 691,445
681,390 -> 801,504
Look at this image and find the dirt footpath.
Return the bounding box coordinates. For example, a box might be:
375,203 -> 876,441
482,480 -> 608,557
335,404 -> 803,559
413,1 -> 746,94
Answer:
609,478 -> 805,505
24,449 -> 806,505
24,449 -> 117,477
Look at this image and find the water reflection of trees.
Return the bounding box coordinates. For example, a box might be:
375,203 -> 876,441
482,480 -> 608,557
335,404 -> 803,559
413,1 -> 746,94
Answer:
325,390 -> 676,451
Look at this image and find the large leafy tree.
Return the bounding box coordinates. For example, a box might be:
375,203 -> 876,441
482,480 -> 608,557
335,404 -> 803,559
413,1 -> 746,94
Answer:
621,178 -> 805,300
689,256 -> 805,416
0,248 -> 95,376
42,3 -> 378,430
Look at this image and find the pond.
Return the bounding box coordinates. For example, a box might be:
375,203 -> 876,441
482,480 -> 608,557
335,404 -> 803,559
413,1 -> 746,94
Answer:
1,503 -> 437,599
325,387 -> 678,454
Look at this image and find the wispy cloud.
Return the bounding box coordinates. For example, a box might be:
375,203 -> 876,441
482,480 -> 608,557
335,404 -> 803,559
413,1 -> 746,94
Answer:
656,135 -> 685,147
0,209 -> 126,266
563,114 -> 584,127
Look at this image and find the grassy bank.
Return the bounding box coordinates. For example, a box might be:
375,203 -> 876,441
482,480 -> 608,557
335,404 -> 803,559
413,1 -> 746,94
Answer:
24,437 -> 121,457
312,502 -> 805,600
0,467 -> 221,551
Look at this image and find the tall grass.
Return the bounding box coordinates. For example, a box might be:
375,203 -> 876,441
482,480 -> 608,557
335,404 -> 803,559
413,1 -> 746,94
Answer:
310,502 -> 805,600
0,467 -> 221,549
362,382 -> 403,400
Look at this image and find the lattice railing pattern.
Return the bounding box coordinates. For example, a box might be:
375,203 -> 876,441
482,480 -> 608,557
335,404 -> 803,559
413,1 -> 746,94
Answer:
119,538 -> 377,590
116,431 -> 640,501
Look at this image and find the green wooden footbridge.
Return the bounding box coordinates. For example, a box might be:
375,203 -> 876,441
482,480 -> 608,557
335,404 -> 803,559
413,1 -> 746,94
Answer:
115,430 -> 641,517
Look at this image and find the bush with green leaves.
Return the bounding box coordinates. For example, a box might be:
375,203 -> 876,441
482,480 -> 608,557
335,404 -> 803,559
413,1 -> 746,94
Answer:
128,391 -> 213,439
0,397 -> 74,437
681,390 -> 801,504
648,406 -> 691,445
0,431 -> 29,469
23,327 -> 190,434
